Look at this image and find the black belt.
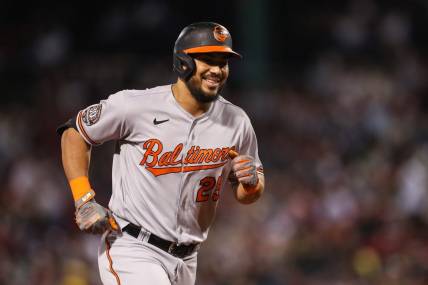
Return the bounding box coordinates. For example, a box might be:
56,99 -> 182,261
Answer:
122,223 -> 199,259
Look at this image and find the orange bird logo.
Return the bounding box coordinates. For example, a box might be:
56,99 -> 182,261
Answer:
213,25 -> 229,42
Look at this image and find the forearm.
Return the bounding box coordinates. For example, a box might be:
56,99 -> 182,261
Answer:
61,128 -> 91,180
61,127 -> 96,206
235,174 -> 265,204
60,128 -> 118,233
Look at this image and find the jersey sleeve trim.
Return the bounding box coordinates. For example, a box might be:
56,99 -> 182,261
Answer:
76,110 -> 100,145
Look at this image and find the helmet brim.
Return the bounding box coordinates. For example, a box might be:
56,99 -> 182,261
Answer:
183,45 -> 242,59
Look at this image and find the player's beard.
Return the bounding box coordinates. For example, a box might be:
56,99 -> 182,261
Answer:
185,76 -> 224,103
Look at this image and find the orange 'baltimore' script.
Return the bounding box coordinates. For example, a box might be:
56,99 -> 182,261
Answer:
139,139 -> 235,176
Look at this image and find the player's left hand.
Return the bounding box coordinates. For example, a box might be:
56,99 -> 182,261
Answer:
75,200 -> 119,234
230,153 -> 259,188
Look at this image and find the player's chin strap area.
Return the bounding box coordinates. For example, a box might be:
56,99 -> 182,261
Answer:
122,223 -> 200,259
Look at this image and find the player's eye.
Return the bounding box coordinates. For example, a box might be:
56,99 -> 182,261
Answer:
205,58 -> 228,68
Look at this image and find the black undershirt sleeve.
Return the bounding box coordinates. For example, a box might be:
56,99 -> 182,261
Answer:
56,115 -> 78,136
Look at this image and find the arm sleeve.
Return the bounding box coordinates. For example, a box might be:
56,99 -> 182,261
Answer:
238,114 -> 264,175
75,91 -> 128,146
56,116 -> 78,136
228,113 -> 264,185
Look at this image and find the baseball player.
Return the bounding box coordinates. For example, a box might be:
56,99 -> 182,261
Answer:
58,22 -> 265,285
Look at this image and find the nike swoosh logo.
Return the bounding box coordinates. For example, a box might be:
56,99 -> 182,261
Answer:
153,118 -> 170,125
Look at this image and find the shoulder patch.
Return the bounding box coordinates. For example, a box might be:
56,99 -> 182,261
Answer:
82,104 -> 102,126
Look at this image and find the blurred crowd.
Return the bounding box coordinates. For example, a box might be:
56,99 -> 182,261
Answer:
1,1 -> 428,285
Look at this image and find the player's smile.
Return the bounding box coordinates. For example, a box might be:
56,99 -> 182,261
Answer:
202,73 -> 222,89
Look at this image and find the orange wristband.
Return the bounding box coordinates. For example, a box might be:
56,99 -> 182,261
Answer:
69,176 -> 92,201
243,176 -> 260,195
243,184 -> 259,195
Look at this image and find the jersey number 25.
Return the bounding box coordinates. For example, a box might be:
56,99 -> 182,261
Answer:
196,176 -> 223,202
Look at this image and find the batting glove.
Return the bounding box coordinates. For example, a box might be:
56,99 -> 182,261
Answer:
230,154 -> 259,188
75,200 -> 118,234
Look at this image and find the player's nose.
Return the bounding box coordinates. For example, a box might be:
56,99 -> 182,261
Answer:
208,65 -> 222,75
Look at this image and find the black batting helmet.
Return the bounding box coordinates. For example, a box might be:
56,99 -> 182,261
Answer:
173,22 -> 242,80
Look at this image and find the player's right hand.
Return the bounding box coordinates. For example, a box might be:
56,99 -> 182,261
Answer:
75,200 -> 119,234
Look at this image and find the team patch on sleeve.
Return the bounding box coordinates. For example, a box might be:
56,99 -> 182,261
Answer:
81,104 -> 102,126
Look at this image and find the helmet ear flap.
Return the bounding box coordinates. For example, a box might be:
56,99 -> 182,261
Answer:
173,52 -> 195,80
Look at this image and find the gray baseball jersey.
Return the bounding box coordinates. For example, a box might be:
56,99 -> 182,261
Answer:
76,84 -> 263,245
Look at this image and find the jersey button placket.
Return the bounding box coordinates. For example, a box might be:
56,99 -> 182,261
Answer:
175,119 -> 197,242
